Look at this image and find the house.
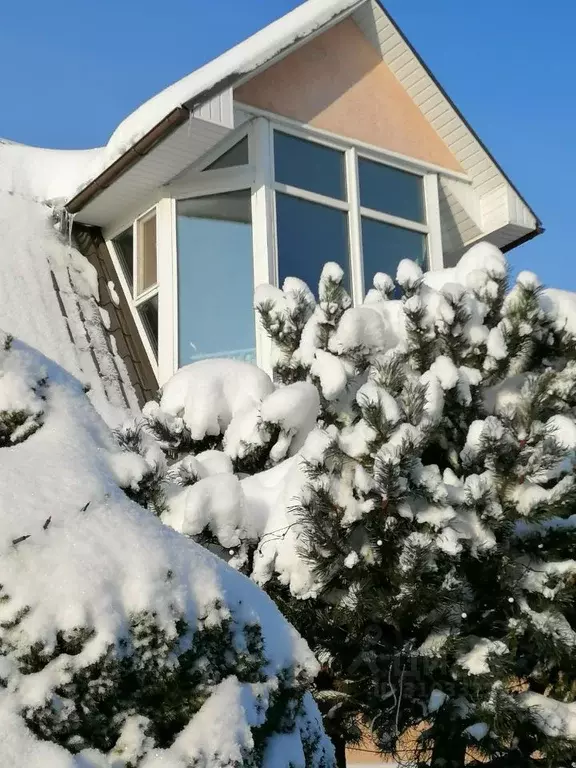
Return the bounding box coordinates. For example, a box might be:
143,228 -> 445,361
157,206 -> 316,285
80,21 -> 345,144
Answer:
0,0 -> 541,415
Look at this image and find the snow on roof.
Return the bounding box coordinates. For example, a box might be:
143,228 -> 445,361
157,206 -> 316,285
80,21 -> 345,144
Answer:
102,0 -> 364,164
0,175 -> 138,423
0,139 -> 102,205
1,1 -> 366,208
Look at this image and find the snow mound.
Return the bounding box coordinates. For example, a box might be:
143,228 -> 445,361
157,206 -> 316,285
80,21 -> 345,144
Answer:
154,358 -> 274,441
0,139 -> 103,204
0,335 -> 333,766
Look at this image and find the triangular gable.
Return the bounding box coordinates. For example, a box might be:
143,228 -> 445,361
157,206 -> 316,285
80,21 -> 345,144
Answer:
235,17 -> 462,172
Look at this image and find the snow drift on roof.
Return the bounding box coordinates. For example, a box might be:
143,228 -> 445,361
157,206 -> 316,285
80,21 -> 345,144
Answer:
0,188 -> 138,423
0,139 -> 102,204
103,0 -> 364,163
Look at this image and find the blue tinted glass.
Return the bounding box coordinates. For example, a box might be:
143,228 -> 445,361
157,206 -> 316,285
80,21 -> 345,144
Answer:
276,193 -> 349,295
274,132 -> 346,200
359,158 -> 424,223
362,217 -> 427,292
176,191 -> 255,366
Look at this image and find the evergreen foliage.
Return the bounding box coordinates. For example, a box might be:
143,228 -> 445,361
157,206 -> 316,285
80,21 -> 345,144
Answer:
0,330 -> 335,767
133,251 -> 576,766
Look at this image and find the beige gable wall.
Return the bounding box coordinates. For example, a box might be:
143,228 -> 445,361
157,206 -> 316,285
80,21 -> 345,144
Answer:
235,18 -> 462,173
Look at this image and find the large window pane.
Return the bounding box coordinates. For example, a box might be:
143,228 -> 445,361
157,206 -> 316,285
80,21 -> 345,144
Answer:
138,294 -> 158,359
362,217 -> 427,292
274,132 -> 346,201
205,137 -> 249,171
276,193 -> 350,294
112,227 -> 134,289
176,191 -> 255,366
136,213 -> 157,295
359,158 -> 424,223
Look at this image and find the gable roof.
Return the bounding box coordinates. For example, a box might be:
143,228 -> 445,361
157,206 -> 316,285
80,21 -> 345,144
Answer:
66,0 -> 541,255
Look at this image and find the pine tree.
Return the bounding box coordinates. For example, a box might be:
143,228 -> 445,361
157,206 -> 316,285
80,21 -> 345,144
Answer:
259,256 -> 576,766
132,247 -> 576,766
0,330 -> 335,767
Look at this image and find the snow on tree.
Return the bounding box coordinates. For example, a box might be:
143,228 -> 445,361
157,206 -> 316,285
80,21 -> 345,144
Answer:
0,330 -> 335,768
131,244 -> 576,767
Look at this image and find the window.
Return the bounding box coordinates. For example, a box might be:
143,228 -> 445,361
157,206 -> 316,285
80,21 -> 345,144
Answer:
273,129 -> 431,297
361,219 -> 426,293
109,207 -> 159,366
112,227 -> 133,285
136,211 -> 158,296
358,158 -> 424,223
106,119 -> 442,385
274,132 -> 346,200
205,137 -> 249,171
276,193 -> 350,291
176,191 -> 255,366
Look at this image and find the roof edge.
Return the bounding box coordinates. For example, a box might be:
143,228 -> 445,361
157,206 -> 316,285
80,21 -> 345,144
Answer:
375,0 -> 542,231
66,0 -> 366,217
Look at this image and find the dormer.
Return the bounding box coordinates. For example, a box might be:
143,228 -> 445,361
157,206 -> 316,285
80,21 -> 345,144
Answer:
67,0 -> 541,396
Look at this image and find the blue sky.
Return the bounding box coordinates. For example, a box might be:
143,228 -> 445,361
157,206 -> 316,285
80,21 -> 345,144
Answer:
1,0 -> 573,288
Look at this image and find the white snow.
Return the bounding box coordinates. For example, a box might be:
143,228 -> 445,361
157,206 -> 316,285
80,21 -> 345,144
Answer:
396,258 -> 423,288
157,358 -> 274,441
486,326 -> 507,360
310,349 -> 349,401
428,689 -> 448,713
540,288 -> 576,336
546,414 -> 576,451
463,722 -> 489,740
0,335 -> 328,766
429,355 -> 459,391
519,692 -> 576,739
107,280 -> 120,307
0,191 -> 136,424
457,638 -> 508,675
422,242 -> 507,294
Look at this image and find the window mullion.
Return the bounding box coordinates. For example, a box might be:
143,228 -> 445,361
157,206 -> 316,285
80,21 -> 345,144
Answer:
346,147 -> 364,304
273,182 -> 348,212
132,220 -> 138,299
359,207 -> 429,234
156,197 -> 175,384
423,174 -> 444,270
251,118 -> 276,374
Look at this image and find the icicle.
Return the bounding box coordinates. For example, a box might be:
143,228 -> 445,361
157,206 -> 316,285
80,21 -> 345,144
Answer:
66,211 -> 76,256
187,108 -> 194,137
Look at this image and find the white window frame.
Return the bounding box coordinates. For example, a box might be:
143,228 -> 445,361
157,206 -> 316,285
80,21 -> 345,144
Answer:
264,119 -> 443,299
105,114 -> 447,385
105,204 -> 160,379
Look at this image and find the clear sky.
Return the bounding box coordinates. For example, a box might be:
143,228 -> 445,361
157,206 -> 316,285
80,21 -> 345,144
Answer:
1,0 -> 573,288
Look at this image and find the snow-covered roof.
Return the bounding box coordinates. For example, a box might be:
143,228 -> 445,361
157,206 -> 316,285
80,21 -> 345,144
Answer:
63,0 -> 540,255
104,0 -> 365,164
0,141 -> 140,423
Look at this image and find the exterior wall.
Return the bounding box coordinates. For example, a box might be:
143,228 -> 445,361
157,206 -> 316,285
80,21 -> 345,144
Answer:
235,18 -> 462,173
74,225 -> 158,406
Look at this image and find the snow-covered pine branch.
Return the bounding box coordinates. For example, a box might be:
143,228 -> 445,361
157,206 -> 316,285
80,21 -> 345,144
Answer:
0,332 -> 335,768
131,242 -> 576,766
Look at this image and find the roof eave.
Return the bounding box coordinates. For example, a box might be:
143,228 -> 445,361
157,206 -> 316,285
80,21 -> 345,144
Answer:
66,1 -> 367,218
